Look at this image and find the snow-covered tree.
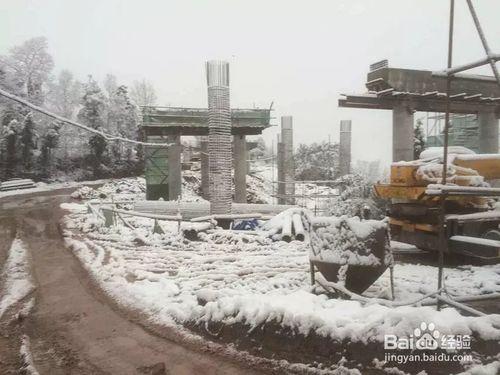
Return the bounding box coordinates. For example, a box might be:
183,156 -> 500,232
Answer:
38,121 -> 60,178
0,37 -> 54,105
327,173 -> 387,219
103,74 -> 118,98
295,141 -> 339,181
77,76 -> 107,177
107,85 -> 139,162
354,160 -> 381,183
414,119 -> 425,159
21,112 -> 37,171
130,79 -> 157,107
0,119 -> 21,178
47,70 -> 83,119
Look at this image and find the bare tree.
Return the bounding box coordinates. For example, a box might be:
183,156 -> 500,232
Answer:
130,79 -> 157,107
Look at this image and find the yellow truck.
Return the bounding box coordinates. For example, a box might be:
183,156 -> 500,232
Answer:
374,152 -> 500,263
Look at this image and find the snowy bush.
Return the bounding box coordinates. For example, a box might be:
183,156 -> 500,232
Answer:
326,174 -> 388,219
295,141 -> 339,181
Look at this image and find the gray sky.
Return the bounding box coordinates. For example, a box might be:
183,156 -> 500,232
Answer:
1,0 -> 499,166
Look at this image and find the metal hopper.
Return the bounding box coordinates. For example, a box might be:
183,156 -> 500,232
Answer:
309,217 -> 392,294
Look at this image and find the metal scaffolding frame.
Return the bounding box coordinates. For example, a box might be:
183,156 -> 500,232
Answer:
437,0 -> 500,310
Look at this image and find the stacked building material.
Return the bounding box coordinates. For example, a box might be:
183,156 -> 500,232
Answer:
0,179 -> 36,192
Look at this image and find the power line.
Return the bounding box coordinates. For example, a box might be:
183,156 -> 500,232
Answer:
0,87 -> 171,147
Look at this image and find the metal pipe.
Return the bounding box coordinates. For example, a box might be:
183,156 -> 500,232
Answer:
422,292 -> 500,305
438,0 -> 455,311
281,213 -> 292,242
435,295 -> 486,316
101,207 -> 182,221
191,213 -> 262,222
292,213 -> 305,241
466,0 -> 500,86
441,55 -> 499,76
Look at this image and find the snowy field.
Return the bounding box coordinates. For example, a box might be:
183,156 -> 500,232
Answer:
56,176 -> 500,373
62,208 -> 500,341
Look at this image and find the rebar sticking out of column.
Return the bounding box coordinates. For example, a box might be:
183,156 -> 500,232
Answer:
206,61 -> 232,215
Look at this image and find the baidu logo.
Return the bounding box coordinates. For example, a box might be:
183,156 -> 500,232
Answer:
385,322 -> 440,350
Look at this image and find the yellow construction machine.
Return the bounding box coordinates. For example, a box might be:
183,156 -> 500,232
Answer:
374,149 -> 500,263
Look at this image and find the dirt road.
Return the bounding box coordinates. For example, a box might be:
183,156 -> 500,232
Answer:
0,194 -> 260,375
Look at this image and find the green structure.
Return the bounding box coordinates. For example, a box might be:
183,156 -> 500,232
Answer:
144,141 -> 170,200
426,114 -> 480,152
141,106 -> 272,201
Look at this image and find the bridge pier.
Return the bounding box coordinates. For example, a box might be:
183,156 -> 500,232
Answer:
200,139 -> 209,200
392,104 -> 414,162
233,135 -> 247,203
279,116 -> 294,205
478,110 -> 499,153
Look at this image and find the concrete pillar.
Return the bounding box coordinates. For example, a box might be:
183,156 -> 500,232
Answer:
233,135 -> 247,203
168,134 -> 182,200
200,139 -> 209,200
281,116 -> 295,205
392,104 -> 414,162
277,135 -> 285,204
478,110 -> 499,153
339,120 -> 352,176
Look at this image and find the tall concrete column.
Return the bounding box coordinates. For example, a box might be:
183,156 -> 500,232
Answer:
339,120 -> 352,176
281,116 -> 295,205
277,135 -> 285,204
200,139 -> 209,200
233,134 -> 247,203
168,134 -> 182,200
392,104 -> 414,162
478,110 -> 499,153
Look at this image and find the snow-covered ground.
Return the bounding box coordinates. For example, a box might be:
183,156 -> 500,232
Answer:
55,173 -> 499,373
0,238 -> 35,320
0,179 -> 110,202
61,200 -> 500,346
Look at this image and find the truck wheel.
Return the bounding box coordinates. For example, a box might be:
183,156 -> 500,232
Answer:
483,229 -> 500,241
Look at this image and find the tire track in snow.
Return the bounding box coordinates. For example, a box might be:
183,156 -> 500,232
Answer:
0,237 -> 36,320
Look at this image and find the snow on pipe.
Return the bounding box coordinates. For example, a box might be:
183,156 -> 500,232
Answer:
292,213 -> 305,241
206,60 -> 232,215
281,213 -> 292,242
134,201 -> 296,220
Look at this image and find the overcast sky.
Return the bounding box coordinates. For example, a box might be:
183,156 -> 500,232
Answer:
1,0 -> 499,166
